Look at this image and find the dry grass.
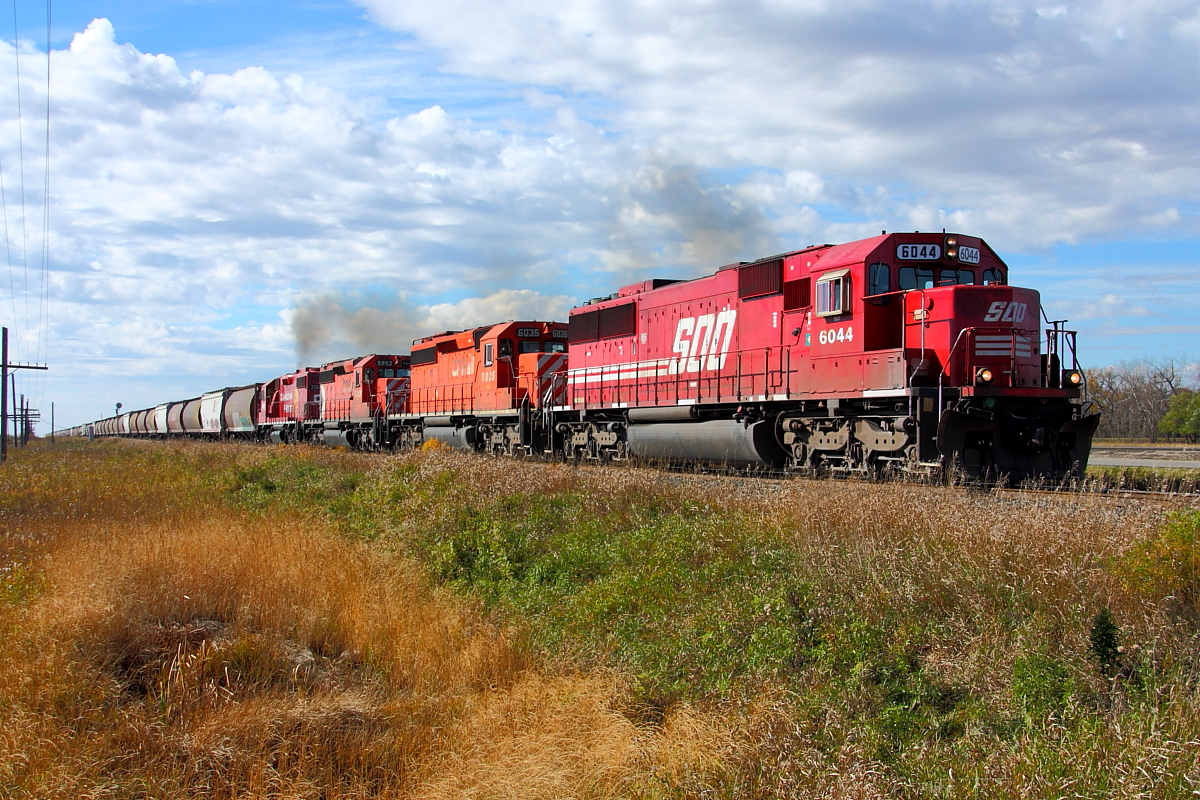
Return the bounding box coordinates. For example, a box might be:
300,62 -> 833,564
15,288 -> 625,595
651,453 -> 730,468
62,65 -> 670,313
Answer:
0,442 -> 736,799
4,439 -> 1200,798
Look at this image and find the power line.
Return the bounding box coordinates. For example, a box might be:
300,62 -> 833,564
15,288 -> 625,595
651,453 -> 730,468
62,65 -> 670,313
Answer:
10,0 -> 28,363
35,0 -> 48,406
0,151 -> 14,342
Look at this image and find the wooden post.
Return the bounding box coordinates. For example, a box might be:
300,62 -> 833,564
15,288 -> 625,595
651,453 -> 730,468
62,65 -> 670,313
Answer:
50,402 -> 54,443
0,336 -> 49,460
1,327 -> 6,463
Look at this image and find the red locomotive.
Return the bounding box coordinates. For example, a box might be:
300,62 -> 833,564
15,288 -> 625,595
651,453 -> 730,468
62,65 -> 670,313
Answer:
74,231 -> 1098,482
399,320 -> 569,453
554,232 -> 1096,480
257,355 -> 410,446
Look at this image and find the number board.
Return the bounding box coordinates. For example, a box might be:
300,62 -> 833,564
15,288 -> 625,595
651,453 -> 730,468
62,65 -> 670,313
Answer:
552,329 -> 570,339
896,243 -> 941,260
958,246 -> 981,264
517,328 -> 541,338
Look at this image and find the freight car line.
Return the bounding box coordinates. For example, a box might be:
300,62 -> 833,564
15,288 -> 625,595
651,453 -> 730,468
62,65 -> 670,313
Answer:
69,231 -> 1102,484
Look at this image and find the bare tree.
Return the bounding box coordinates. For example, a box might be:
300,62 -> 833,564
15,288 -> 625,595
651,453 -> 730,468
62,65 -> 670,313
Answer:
1087,357 -> 1193,441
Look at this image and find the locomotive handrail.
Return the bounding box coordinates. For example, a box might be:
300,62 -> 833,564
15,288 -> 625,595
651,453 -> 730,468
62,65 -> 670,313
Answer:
943,325 -> 979,387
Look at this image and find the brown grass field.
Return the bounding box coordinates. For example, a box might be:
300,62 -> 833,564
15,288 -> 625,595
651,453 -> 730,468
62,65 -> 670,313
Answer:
1,438 -> 1199,798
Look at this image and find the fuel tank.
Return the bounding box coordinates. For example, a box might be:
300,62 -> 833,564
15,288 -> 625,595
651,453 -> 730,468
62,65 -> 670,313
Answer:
423,425 -> 478,450
626,419 -> 786,467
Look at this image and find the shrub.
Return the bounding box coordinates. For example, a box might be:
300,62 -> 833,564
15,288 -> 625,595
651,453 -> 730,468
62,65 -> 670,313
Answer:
1119,510 -> 1200,617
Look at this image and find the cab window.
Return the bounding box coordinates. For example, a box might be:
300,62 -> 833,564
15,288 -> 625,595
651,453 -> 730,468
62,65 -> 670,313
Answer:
937,269 -> 976,286
868,263 -> 890,305
816,270 -> 850,317
898,267 -> 934,290
982,268 -> 1005,285
499,339 -> 513,357
519,340 -> 541,354
544,341 -> 566,353
868,263 -> 890,296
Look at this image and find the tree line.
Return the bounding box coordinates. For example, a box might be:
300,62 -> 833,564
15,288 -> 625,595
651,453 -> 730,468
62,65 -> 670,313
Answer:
1084,357 -> 1199,441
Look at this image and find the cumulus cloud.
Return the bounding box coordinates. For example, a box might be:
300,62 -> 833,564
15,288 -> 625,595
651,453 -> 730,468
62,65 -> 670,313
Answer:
359,0 -> 1200,247
1051,293 -> 1151,320
16,19 -> 815,424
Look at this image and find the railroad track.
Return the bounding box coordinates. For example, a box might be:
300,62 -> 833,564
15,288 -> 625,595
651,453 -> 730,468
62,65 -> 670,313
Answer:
652,460 -> 1200,501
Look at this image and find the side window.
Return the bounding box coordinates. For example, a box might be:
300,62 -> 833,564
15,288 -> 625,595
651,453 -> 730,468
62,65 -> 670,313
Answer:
365,368 -> 373,382
982,268 -> 1005,285
816,270 -> 850,317
499,339 -> 513,357
484,343 -> 494,367
898,267 -> 934,290
868,263 -> 890,295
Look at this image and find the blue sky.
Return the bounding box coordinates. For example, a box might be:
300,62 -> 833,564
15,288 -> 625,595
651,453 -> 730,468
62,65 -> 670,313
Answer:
0,0 -> 1197,427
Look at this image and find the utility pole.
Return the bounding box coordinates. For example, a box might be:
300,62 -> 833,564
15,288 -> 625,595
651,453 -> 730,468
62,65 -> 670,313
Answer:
2,327 -> 6,463
50,402 -> 53,444
0,327 -> 49,462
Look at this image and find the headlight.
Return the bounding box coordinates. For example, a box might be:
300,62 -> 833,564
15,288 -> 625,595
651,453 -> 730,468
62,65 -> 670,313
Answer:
1064,370 -> 1083,386
975,367 -> 994,385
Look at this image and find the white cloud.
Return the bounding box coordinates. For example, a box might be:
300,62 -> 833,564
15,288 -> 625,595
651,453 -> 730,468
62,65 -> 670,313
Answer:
358,0 -> 1200,248
12,19 -> 810,425
1051,293 -> 1150,320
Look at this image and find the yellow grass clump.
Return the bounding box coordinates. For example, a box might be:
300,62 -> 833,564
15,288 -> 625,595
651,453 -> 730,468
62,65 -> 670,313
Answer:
0,441 -> 737,799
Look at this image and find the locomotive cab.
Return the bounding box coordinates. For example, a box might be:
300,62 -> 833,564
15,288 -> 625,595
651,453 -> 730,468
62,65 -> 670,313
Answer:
878,234 -> 1097,479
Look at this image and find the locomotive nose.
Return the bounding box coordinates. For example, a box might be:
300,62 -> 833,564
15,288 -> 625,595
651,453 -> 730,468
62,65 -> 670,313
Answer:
922,284 -> 1043,389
